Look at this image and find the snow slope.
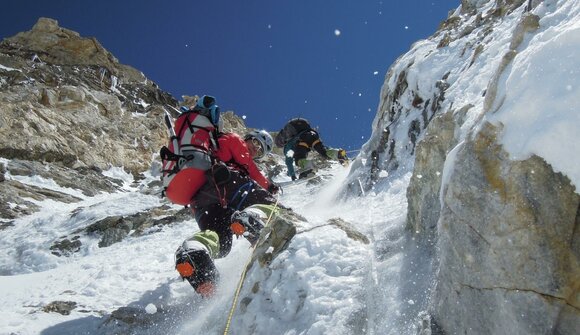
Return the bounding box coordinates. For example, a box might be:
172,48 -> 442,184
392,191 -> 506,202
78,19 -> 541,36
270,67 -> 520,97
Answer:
0,161 -> 417,335
2,0 -> 579,334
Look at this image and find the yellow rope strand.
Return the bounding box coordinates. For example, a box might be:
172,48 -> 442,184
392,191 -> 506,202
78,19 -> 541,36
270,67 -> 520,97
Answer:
223,197 -> 280,335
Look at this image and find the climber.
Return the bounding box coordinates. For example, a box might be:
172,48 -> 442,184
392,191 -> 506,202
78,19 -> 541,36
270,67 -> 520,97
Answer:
193,127 -> 280,252
174,110 -> 281,297
274,118 -> 348,180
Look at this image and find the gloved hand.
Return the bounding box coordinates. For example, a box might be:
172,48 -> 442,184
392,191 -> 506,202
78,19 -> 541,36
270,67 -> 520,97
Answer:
291,175 -> 297,181
268,182 -> 280,194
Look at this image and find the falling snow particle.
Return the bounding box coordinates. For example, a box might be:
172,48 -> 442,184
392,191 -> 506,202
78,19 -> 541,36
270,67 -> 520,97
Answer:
373,71 -> 379,75
358,93 -> 362,97
405,26 -> 409,30
242,115 -> 247,120
408,300 -> 415,305
268,24 -> 272,29
145,303 -> 157,314
334,29 -> 341,36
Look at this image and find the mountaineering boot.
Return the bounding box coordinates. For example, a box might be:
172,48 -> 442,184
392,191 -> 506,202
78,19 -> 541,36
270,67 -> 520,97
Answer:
230,208 -> 266,246
298,169 -> 315,179
175,231 -> 220,298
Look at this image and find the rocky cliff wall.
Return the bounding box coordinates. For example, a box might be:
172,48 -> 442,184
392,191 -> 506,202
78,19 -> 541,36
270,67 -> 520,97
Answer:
0,18 -> 175,174
348,0 -> 580,333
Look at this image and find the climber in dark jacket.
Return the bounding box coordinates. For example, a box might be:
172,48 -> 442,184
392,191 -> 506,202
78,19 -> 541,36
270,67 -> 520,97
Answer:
275,118 -> 348,180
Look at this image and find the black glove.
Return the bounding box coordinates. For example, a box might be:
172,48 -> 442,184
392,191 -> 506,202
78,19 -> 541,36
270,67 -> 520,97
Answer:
268,182 -> 280,194
291,175 -> 297,181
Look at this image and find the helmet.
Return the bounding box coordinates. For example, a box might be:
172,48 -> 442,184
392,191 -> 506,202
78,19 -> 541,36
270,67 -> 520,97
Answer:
244,130 -> 273,159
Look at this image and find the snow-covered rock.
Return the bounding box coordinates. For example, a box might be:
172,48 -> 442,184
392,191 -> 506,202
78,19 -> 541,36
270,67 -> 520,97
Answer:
347,0 -> 579,333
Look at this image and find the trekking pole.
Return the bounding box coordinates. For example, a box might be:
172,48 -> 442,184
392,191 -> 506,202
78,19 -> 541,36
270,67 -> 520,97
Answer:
223,197 -> 280,335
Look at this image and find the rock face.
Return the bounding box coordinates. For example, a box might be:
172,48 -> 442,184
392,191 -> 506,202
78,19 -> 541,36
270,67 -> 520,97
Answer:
347,0 -> 580,333
434,123 -> 579,334
0,17 -> 171,221
0,17 -> 175,175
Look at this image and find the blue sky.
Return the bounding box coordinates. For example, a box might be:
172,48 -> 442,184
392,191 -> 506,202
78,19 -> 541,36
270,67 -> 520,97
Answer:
1,0 -> 459,150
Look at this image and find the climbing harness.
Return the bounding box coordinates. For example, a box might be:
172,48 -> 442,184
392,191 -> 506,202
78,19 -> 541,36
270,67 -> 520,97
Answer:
229,181 -> 255,210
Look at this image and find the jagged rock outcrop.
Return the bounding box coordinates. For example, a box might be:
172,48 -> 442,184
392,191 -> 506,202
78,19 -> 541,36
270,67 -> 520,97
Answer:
345,45 -> 451,194
0,17 -> 175,175
348,0 -> 579,333
42,301 -> 77,316
0,18 -> 179,223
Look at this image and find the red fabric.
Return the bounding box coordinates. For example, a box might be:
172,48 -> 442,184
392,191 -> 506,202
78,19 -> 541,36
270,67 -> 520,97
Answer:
215,133 -> 270,190
165,168 -> 207,206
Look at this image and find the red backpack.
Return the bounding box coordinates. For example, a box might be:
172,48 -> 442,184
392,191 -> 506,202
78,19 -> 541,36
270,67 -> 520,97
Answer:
160,104 -> 219,206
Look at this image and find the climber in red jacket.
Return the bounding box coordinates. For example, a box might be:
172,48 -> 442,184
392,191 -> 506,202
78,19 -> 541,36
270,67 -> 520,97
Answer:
175,128 -> 281,297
